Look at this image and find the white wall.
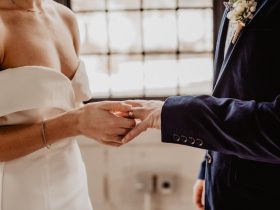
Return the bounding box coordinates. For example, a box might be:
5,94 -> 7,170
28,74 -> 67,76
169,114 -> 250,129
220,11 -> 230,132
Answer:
78,129 -> 205,210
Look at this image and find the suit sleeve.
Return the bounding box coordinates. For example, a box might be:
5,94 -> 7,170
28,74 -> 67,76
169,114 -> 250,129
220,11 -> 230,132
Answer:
198,159 -> 206,180
161,95 -> 280,164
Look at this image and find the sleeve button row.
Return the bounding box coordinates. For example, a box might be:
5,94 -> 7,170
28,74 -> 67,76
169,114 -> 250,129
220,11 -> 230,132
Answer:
172,134 -> 204,147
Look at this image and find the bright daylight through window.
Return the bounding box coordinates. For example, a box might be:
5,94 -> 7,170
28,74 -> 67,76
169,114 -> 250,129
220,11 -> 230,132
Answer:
72,0 -> 213,98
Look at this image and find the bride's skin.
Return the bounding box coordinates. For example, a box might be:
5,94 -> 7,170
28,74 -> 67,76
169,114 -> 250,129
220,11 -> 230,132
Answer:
0,0 -> 135,161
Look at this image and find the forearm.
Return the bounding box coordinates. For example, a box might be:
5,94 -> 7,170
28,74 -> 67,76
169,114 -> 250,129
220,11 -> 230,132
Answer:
0,109 -> 80,162
162,95 -> 280,163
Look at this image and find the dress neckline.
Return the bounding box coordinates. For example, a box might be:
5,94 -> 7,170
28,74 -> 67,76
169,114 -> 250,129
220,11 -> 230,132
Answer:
0,61 -> 81,82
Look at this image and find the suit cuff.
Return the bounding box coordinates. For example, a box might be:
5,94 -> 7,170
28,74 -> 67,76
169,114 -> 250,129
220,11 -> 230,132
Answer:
161,96 -> 194,144
161,96 -> 206,148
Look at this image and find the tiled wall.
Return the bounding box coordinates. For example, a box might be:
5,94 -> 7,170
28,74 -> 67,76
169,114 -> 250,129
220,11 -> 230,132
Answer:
78,130 -> 205,210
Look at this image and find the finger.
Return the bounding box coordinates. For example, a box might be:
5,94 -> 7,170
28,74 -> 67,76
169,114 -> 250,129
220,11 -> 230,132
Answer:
101,140 -> 123,147
193,187 -> 204,209
125,100 -> 145,107
109,128 -> 131,136
103,135 -> 124,143
113,111 -> 129,118
195,195 -> 204,210
122,120 -> 148,143
130,107 -> 148,120
115,117 -> 136,129
113,111 -> 134,119
101,101 -> 132,112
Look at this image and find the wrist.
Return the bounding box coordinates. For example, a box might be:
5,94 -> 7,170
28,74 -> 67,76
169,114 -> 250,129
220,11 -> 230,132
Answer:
43,108 -> 82,145
66,108 -> 83,137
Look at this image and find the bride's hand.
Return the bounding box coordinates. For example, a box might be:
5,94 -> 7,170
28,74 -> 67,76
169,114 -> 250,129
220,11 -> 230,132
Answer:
77,101 -> 136,147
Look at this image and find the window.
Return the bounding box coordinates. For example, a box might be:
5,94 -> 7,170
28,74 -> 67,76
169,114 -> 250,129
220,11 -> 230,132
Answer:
72,0 -> 213,98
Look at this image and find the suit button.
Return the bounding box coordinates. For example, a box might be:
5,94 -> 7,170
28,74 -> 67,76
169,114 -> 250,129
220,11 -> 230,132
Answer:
196,139 -> 204,147
181,135 -> 188,143
188,137 -> 196,145
206,154 -> 212,164
173,134 -> 180,142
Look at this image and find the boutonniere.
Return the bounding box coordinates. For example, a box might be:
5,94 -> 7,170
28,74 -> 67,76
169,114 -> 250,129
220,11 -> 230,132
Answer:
224,0 -> 258,44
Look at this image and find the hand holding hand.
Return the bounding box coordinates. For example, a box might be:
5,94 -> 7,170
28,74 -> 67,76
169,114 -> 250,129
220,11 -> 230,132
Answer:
122,100 -> 164,144
77,101 -> 136,147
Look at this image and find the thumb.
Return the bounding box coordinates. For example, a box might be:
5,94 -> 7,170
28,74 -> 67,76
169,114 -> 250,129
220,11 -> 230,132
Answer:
100,101 -> 132,112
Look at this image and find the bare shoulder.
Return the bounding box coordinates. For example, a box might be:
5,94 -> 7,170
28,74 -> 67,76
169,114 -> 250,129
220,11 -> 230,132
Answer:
52,0 -> 76,24
51,0 -> 80,53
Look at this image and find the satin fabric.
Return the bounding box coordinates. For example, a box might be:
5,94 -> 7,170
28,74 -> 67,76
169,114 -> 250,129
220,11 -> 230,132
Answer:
0,61 -> 93,210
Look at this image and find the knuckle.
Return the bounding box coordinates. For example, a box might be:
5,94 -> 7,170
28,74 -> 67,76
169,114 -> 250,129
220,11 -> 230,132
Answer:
106,129 -> 113,135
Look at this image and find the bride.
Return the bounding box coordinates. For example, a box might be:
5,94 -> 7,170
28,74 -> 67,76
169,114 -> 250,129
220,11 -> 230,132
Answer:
0,0 -> 135,209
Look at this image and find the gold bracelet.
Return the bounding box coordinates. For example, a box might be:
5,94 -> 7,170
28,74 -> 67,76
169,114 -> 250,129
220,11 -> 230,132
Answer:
41,121 -> 50,149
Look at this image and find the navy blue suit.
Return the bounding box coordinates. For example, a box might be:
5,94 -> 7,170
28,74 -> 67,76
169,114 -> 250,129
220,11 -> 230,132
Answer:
161,1 -> 280,209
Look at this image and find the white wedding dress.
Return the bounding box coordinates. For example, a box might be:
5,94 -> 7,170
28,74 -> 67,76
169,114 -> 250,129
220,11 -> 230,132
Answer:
0,61 -> 93,210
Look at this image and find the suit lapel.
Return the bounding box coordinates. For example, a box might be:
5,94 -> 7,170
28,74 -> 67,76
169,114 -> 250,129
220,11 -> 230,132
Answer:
213,9 -> 229,85
212,0 -> 270,93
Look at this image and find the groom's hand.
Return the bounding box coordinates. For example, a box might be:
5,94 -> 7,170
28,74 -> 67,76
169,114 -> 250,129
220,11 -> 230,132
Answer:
122,100 -> 164,144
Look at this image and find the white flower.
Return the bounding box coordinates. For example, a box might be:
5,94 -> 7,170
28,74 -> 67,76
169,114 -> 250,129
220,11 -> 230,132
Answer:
236,5 -> 245,13
250,5 -> 257,12
226,0 -> 258,23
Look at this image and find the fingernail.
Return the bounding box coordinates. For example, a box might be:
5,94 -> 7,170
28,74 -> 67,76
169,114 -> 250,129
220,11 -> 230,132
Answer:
122,138 -> 127,144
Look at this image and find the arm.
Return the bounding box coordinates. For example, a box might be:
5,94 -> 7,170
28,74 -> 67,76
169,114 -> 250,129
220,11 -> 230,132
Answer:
161,95 -> 280,163
123,95 -> 280,164
0,110 -> 78,162
0,102 -> 135,162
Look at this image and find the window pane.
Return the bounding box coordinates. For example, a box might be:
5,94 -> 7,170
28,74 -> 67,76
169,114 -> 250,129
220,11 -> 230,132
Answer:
110,55 -> 144,97
179,0 -> 212,8
81,55 -> 110,98
178,9 -> 213,52
144,55 -> 178,96
73,0 -> 214,98
109,12 -> 142,53
77,13 -> 108,54
178,54 -> 213,95
143,0 -> 176,9
72,0 -> 105,11
143,11 -> 177,52
108,0 -> 140,10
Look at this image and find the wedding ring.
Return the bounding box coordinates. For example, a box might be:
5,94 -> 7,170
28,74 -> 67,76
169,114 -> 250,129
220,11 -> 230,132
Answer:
128,111 -> 134,118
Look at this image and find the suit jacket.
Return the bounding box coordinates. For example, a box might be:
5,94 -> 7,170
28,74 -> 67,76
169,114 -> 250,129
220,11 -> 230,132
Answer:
161,1 -> 280,209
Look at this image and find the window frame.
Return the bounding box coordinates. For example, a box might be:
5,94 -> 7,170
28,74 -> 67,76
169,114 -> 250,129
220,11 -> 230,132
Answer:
59,0 -> 220,101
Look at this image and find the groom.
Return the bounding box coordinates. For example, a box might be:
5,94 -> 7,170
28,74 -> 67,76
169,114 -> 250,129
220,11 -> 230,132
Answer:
122,1 -> 280,210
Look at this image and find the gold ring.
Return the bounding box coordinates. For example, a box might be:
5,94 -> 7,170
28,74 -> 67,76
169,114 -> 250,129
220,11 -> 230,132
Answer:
128,111 -> 134,118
